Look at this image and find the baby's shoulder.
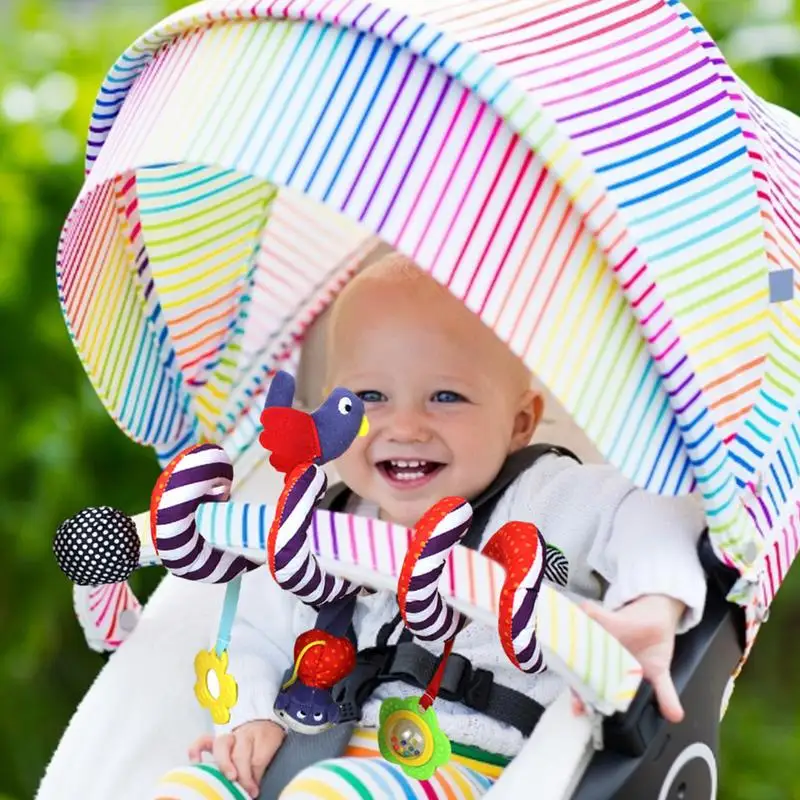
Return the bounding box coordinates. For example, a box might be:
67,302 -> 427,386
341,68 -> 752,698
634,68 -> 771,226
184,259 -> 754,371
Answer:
510,451 -> 629,495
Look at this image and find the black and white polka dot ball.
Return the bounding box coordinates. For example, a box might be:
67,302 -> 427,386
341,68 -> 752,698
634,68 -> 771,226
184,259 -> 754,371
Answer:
54,506 -> 140,586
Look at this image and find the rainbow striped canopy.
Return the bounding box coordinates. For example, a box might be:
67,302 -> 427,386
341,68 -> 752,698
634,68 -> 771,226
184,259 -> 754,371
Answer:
58,0 -> 800,634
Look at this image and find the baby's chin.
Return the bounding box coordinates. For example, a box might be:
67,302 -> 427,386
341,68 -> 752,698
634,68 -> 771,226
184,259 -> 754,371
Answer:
378,490 -> 458,530
379,502 -> 435,530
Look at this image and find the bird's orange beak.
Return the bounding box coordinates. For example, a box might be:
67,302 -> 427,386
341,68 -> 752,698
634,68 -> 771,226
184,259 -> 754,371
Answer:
358,414 -> 370,438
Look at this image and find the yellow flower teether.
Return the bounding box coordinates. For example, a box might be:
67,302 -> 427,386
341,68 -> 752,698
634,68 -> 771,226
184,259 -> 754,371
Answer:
193,648 -> 238,724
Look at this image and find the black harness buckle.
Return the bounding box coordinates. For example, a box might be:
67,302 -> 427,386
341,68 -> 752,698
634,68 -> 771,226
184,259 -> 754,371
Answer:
437,652 -> 493,711
331,646 -> 394,723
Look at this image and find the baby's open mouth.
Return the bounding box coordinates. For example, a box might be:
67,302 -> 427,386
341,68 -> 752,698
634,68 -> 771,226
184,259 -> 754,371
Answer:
377,459 -> 445,484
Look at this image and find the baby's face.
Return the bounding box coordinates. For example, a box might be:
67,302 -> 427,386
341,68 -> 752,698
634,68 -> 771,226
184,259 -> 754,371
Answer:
327,274 -> 538,529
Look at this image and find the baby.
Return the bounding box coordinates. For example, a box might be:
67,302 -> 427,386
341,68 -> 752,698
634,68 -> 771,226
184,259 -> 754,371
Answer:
184,254 -> 707,798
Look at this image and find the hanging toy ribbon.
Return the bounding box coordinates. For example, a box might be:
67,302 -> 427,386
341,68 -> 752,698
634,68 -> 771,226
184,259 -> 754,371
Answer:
377,497 -> 473,779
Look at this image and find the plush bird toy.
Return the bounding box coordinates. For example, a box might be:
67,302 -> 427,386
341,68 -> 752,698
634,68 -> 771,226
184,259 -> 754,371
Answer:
258,371 -> 369,474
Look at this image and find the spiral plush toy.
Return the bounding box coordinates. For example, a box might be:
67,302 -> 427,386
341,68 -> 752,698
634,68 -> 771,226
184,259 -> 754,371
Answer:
379,498 -> 550,779
259,372 -> 366,733
52,368 -> 555,767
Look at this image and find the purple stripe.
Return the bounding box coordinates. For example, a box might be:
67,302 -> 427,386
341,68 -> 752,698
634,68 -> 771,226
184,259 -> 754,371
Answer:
156,520 -> 195,551
405,591 -> 441,613
163,537 -> 205,571
274,506 -> 315,572
511,588 -> 539,639
408,596 -> 446,632
330,513 -> 339,560
157,497 -> 209,526
408,567 -> 442,592
312,512 -> 321,553
342,54 -> 417,211
167,461 -> 233,491
192,442 -> 225,455
282,561 -> 317,594
420,519 -> 470,558
572,76 -> 720,140
294,568 -> 327,601
557,58 -> 711,124
517,640 -> 543,672
188,548 -> 223,582
218,556 -> 258,583
362,63 -> 436,220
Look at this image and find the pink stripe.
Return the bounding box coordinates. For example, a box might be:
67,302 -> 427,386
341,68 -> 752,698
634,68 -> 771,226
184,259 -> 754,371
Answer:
466,148 -> 535,306
481,0 -> 644,54
433,118 -> 504,275
632,282 -> 656,309
611,245 -> 638,272
89,586 -> 109,613
71,205 -> 119,336
118,31 -> 203,171
348,513 -> 358,565
647,319 -> 671,345
417,779 -> 438,800
480,161 -> 547,318
448,551 -> 456,595
387,522 -> 397,575
774,538 -> 785,585
61,185 -> 108,298
518,10 -> 676,81
366,517 -> 378,569
412,105 -> 487,261
451,131 -> 522,288
653,336 -> 679,363
543,41 -> 700,109
525,24 -> 690,92
398,88 -> 469,246
100,37 -> 166,171
467,0 -> 605,44
641,299 -> 665,326
332,0 -> 358,25
95,586 -> 119,626
498,1 -> 667,66
621,265 -> 646,290
765,550 -> 776,600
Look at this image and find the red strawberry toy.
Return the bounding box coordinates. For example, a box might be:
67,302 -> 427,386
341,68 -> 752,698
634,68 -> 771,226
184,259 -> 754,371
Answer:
293,629 -> 357,689
273,628 -> 357,735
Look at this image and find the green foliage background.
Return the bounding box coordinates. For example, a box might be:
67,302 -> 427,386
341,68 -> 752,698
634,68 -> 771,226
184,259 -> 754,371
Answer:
1,0 -> 800,797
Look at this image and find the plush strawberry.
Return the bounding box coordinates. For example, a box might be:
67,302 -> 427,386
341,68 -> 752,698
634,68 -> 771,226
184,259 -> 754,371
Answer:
259,371 -> 369,474
274,627 -> 357,734
293,628 -> 357,690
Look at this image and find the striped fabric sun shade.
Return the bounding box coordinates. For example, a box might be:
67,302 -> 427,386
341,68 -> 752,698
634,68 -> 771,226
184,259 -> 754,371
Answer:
58,0 -> 800,668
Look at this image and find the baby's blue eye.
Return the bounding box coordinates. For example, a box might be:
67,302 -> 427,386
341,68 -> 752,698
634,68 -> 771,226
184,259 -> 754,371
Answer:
356,390 -> 386,403
432,391 -> 466,403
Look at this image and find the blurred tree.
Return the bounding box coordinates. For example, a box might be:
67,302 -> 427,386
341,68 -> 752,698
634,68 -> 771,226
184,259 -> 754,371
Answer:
1,0 -> 800,798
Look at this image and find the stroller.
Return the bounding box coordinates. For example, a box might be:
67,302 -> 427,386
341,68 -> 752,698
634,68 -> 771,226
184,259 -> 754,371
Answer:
38,0 -> 800,797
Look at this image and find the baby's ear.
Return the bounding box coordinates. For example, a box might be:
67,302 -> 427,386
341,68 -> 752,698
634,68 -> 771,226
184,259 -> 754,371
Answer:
511,389 -> 543,450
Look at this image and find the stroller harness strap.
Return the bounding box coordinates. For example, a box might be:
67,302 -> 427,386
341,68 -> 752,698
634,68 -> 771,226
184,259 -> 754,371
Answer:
332,641 -> 543,738
320,443 -> 582,735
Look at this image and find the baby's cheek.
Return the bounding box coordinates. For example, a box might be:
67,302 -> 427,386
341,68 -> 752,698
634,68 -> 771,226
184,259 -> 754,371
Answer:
334,441 -> 370,489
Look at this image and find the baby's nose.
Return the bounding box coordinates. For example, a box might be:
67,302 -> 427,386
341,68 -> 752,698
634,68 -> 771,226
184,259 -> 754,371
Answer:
386,410 -> 432,443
